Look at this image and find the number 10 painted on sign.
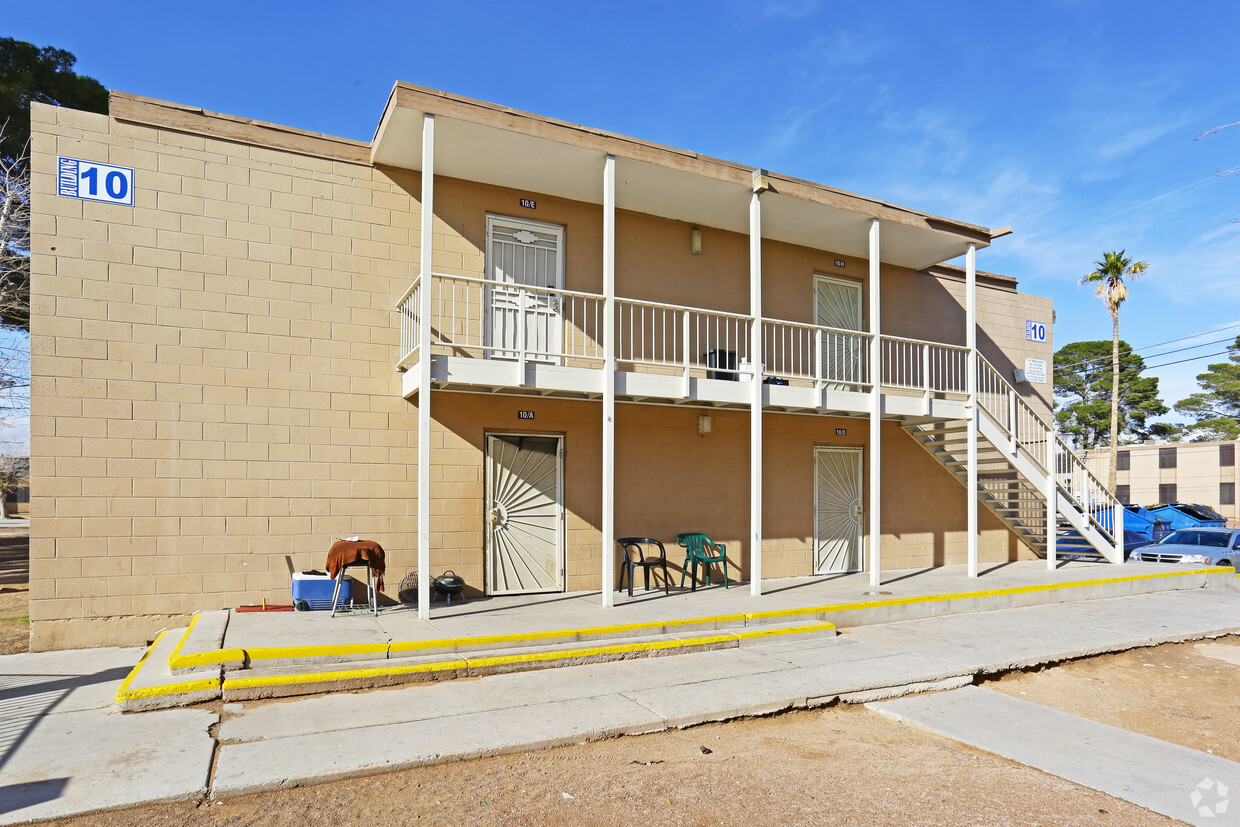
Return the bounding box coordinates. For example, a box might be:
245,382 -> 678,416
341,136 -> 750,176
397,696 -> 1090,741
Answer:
57,157 -> 135,206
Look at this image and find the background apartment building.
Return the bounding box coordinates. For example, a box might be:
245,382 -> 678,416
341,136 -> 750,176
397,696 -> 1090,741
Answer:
1080,441 -> 1238,523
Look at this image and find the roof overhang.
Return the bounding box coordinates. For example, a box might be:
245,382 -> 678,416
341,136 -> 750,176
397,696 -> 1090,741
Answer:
373,83 -> 995,270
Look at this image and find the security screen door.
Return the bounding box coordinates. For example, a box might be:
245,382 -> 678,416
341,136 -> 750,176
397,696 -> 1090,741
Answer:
485,434 -> 564,594
813,275 -> 864,390
486,216 -> 565,362
814,446 -> 864,574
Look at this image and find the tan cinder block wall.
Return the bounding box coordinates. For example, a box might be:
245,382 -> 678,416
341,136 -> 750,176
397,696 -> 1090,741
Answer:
429,395 -> 1032,593
29,102 -> 423,649
886,267 -> 1055,420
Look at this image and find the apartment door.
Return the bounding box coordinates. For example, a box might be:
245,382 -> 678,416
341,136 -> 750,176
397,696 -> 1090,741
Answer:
486,216 -> 565,362
813,275 -> 864,389
485,433 -> 565,594
814,446 -> 864,573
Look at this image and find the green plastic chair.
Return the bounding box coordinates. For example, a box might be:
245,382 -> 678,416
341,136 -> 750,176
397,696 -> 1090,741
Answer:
676,532 -> 730,591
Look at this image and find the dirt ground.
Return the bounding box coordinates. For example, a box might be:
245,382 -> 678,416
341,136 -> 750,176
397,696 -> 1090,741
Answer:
0,533 -> 29,655
9,537 -> 1236,825
988,633 -> 1240,762
55,704 -> 1175,827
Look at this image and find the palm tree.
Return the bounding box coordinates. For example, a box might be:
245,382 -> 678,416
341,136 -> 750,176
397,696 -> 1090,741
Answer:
1080,250 -> 1148,493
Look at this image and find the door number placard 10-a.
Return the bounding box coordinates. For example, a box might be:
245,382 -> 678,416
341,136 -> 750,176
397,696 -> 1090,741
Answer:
57,157 -> 134,206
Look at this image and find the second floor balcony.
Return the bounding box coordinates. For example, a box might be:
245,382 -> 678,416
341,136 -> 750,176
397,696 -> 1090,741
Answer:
397,272 -> 974,421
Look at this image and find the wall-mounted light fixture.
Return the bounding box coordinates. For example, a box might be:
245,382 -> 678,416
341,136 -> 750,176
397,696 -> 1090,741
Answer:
1012,368 -> 1027,384
697,414 -> 712,436
690,227 -> 702,255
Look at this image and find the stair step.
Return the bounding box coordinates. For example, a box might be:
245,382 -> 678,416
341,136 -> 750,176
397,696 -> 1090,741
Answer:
219,619 -> 839,702
904,417 -> 1118,563
169,610 -> 232,674
116,627 -> 223,712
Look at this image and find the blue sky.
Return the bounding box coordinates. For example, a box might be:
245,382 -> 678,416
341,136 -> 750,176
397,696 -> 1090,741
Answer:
9,0 -> 1240,439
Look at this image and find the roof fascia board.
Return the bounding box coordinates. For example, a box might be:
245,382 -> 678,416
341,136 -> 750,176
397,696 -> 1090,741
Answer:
110,91 -> 370,165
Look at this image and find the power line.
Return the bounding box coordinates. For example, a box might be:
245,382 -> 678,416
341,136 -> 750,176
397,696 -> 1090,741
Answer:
1055,322 -> 1240,374
1142,348 -> 1236,371
1058,335 -> 1239,375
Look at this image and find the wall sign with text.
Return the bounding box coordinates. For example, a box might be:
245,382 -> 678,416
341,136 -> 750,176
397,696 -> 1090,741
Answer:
1024,358 -> 1048,384
57,157 -> 134,206
1025,320 -> 1047,343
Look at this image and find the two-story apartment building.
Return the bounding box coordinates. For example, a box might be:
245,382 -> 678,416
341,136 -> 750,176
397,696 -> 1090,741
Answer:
29,83 -> 1120,650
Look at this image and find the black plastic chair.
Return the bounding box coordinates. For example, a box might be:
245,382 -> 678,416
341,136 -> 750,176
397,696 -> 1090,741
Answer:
616,537 -> 670,597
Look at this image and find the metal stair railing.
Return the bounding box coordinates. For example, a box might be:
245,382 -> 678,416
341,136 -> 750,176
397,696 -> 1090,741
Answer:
975,355 -> 1121,560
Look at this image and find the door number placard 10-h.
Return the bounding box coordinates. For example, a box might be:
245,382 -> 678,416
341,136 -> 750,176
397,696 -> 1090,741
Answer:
57,157 -> 135,206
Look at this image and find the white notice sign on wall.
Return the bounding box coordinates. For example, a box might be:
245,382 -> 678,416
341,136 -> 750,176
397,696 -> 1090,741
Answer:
1024,358 -> 1047,384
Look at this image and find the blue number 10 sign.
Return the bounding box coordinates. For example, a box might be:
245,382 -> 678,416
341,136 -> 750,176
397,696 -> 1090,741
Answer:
57,157 -> 134,206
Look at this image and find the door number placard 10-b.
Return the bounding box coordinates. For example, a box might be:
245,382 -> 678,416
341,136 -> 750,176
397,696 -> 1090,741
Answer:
57,157 -> 134,206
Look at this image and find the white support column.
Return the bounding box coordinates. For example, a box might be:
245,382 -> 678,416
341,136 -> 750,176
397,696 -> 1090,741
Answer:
965,243 -> 979,578
1114,496 -> 1125,564
868,219 -> 882,588
749,177 -> 765,596
1046,434 -> 1057,569
601,155 -> 616,607
417,114 -> 435,619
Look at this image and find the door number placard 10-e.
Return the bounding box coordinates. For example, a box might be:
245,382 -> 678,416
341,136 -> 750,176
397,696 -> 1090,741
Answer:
57,157 -> 134,206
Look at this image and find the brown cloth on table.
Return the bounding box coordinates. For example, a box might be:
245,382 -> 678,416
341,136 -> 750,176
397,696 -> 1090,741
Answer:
325,540 -> 386,592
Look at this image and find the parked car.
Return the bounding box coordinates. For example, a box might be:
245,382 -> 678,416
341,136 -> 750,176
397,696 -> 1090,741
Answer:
1128,528 -> 1240,567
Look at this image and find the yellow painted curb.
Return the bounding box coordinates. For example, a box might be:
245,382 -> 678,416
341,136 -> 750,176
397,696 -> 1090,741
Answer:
165,612 -> 246,671
220,624 -> 838,694
385,613 -> 749,657
224,658 -> 470,690
115,629 -> 223,703
138,566 -> 1224,701
743,567 -> 1231,622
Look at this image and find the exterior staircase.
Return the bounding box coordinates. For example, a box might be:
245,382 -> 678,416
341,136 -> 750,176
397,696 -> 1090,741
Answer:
903,355 -> 1122,563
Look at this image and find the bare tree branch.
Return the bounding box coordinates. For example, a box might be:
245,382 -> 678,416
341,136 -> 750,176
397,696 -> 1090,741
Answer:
1196,121 -> 1240,140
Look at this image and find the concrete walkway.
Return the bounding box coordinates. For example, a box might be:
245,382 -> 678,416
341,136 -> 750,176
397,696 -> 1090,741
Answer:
4,586 -> 1240,822
872,686 -> 1240,826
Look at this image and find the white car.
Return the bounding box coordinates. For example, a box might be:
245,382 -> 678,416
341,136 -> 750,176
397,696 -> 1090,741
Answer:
1129,528 -> 1240,567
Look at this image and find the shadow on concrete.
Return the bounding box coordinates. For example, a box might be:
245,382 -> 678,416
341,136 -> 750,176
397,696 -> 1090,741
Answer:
0,667 -> 132,775
0,778 -> 70,816
764,573 -> 858,595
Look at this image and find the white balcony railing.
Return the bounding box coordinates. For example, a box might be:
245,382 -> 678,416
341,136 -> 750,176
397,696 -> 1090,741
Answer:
398,274 -> 977,398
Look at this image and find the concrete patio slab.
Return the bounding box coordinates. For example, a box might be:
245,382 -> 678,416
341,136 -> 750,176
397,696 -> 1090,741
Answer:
0,705 -> 217,825
211,694 -> 666,798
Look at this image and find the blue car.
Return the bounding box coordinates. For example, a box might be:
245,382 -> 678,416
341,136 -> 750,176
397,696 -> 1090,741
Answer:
1056,528 -> 1153,561
1129,528 -> 1240,567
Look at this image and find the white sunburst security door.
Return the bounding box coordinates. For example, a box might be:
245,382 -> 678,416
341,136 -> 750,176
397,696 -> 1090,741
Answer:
814,275 -> 863,389
485,216 -> 565,362
485,434 -> 564,594
814,446 -> 864,573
